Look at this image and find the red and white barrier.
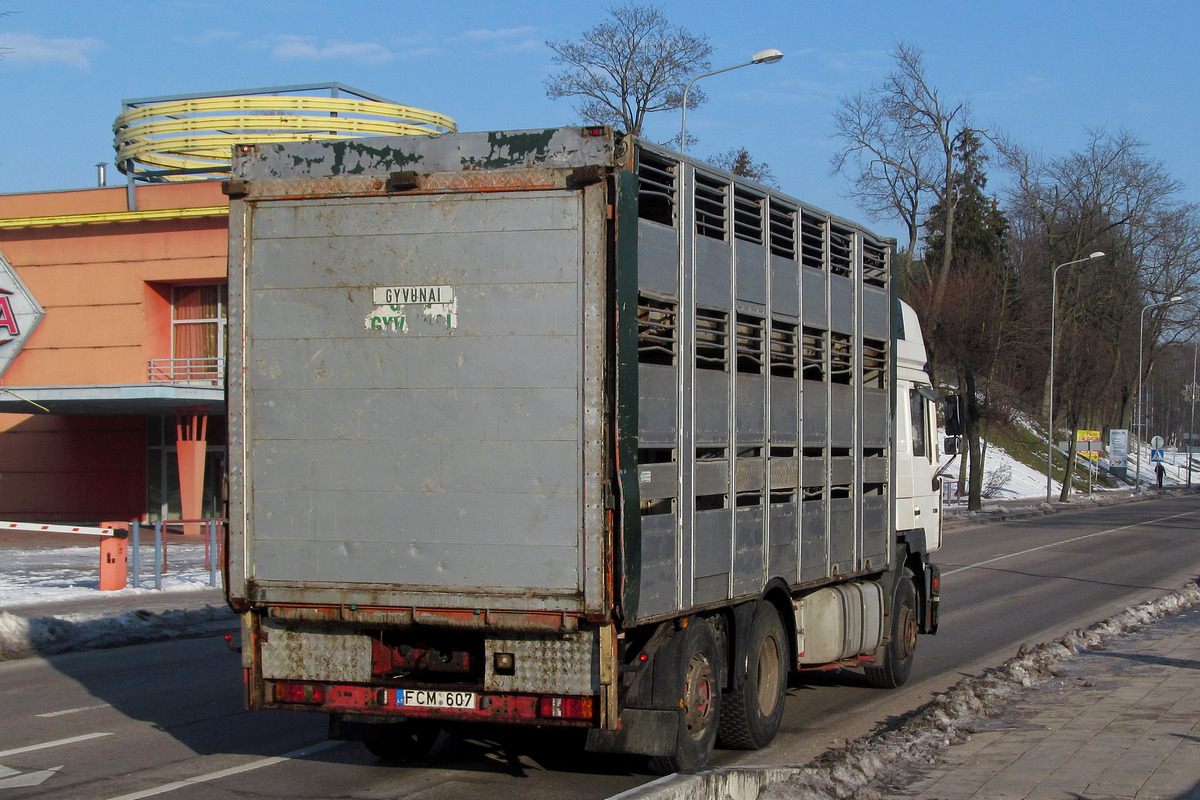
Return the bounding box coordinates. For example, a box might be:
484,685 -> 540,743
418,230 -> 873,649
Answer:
1,521 -> 119,536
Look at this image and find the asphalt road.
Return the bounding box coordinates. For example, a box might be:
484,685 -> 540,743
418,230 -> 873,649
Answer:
2,493 -> 1198,799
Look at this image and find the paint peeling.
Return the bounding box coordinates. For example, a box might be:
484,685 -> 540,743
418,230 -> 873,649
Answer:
237,128 -> 612,186
365,307 -> 409,333
328,140 -> 426,175
461,129 -> 560,171
364,296 -> 458,334
421,298 -> 457,329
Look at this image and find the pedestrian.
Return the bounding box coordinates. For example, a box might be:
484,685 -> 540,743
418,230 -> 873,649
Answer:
1155,462 -> 1165,488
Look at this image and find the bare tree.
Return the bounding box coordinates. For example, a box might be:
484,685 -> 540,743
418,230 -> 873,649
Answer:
545,4 -> 712,136
918,131 -> 1011,510
831,42 -> 983,315
832,43 -> 998,508
1000,129 -> 1199,498
831,87 -> 927,263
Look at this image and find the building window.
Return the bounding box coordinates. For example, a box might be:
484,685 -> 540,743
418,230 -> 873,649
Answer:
172,284 -> 227,381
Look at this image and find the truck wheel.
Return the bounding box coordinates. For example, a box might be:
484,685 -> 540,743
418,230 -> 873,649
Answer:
718,603 -> 788,750
865,567 -> 917,689
648,618 -> 722,774
362,721 -> 442,763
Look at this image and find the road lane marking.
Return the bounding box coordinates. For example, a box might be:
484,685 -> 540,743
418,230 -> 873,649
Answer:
36,704 -> 111,718
101,740 -> 342,800
0,732 -> 113,758
943,510 -> 1200,577
0,733 -> 111,791
0,765 -> 61,789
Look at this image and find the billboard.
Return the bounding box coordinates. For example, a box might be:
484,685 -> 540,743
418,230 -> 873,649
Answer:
1109,429 -> 1129,468
0,250 -> 44,379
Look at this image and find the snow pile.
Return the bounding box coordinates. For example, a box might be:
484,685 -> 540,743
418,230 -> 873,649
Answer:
759,581 -> 1200,800
0,604 -> 234,661
0,542 -> 233,662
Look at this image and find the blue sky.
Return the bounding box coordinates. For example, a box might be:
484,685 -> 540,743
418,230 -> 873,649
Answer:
1,0 -> 1197,242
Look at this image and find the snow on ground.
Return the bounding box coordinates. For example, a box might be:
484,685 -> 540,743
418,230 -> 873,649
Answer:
0,542 -> 220,609
948,433 -> 1197,504
0,542 -> 232,661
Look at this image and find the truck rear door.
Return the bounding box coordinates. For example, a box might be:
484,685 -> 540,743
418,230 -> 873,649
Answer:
227,158 -> 610,617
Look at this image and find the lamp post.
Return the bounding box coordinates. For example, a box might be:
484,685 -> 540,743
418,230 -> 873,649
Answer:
1046,252 -> 1105,503
1188,340 -> 1197,488
1135,295 -> 1184,492
680,48 -> 783,154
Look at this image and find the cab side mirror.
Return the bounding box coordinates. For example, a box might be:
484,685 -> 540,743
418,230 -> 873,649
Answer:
943,436 -> 963,456
943,395 -> 966,436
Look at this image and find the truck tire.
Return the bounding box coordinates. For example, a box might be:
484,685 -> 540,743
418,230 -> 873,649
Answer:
718,603 -> 788,750
865,567 -> 917,689
362,721 -> 443,763
648,618 -> 722,773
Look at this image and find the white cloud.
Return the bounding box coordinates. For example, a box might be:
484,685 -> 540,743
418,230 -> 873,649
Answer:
0,33 -> 103,69
271,35 -> 394,64
189,28 -> 244,46
454,26 -> 541,53
458,26 -> 538,41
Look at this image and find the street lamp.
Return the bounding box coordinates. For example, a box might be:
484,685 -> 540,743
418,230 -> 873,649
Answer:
680,48 -> 783,154
1189,341 -> 1197,488
1046,252 -> 1105,503
1135,295 -> 1184,492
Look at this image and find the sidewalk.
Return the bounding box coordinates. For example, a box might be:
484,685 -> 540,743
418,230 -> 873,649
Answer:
872,604 -> 1200,800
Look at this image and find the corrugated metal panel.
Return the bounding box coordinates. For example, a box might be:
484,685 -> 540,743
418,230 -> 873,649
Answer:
484,630 -> 600,695
259,621 -> 373,682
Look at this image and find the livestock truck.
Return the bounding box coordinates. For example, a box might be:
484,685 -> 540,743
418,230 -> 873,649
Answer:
224,126 -> 948,771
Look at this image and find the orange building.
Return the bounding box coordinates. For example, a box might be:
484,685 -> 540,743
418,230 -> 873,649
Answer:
0,181 -> 230,524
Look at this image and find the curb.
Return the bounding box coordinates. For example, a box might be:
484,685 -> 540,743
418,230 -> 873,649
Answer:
607,581 -> 1200,800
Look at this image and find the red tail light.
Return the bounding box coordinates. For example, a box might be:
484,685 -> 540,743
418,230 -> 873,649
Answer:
272,682 -> 326,705
537,696 -> 595,720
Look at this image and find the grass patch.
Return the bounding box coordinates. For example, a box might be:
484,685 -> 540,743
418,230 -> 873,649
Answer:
978,417 -> 1118,495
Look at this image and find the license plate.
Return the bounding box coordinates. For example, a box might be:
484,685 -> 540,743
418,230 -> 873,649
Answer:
395,689 -> 476,710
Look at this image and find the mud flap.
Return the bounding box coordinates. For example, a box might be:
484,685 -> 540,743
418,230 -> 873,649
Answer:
922,563 -> 941,634
585,707 -> 678,756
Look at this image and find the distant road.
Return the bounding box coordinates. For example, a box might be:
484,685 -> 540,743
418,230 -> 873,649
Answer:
2,493 -> 1197,799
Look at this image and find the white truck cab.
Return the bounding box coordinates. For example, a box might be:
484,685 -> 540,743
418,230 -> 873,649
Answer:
893,300 -> 942,551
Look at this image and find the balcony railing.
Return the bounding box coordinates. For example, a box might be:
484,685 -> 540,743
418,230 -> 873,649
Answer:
148,357 -> 225,386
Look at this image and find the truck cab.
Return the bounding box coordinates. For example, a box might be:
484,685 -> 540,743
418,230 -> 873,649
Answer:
893,299 -> 942,552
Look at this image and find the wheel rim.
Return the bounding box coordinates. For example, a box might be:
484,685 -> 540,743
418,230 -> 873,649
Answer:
897,598 -> 918,661
755,634 -> 782,717
683,651 -> 716,740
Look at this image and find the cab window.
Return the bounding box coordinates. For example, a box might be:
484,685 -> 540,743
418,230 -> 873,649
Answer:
910,389 -> 929,458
